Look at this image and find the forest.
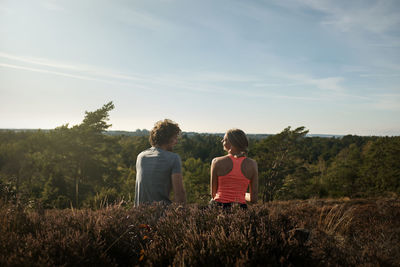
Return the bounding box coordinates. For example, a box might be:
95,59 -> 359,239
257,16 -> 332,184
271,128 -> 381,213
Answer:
1,102 -> 400,266
0,102 -> 399,209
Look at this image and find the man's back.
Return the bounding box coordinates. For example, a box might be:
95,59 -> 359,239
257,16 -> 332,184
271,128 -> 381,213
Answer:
134,147 -> 181,206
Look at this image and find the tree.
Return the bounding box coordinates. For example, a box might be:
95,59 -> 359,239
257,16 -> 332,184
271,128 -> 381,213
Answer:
253,126 -> 309,202
277,166 -> 313,200
70,102 -> 116,207
42,172 -> 70,208
182,158 -> 210,204
42,102 -> 117,207
323,144 -> 362,197
175,134 -> 224,163
360,137 -> 400,196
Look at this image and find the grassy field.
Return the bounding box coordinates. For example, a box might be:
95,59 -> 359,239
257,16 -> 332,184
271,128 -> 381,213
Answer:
1,198 -> 399,266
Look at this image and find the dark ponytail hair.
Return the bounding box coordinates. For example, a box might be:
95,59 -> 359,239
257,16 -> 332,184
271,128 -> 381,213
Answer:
226,128 -> 249,156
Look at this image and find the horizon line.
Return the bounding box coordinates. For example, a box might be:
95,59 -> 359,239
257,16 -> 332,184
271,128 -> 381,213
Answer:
2,128 -> 398,137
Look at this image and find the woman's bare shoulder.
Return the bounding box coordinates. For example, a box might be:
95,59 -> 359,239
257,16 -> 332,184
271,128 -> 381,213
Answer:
211,155 -> 230,164
244,157 -> 258,168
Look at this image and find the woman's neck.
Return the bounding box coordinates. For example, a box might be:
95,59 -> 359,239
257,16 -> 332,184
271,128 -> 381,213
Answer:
229,150 -> 246,158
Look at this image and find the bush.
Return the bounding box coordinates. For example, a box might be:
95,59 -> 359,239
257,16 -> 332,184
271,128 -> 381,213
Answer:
0,198 -> 399,266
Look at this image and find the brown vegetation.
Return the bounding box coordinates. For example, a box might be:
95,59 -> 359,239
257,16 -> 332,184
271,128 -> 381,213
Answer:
1,198 -> 399,266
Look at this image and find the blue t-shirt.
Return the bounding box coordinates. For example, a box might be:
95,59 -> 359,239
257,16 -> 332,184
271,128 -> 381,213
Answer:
134,147 -> 182,206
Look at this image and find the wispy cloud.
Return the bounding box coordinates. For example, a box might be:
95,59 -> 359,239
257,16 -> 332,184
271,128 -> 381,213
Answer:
341,65 -> 371,73
0,52 -> 327,103
359,73 -> 400,78
234,89 -> 322,101
252,83 -> 302,87
115,7 -> 176,32
0,62 -> 136,87
177,72 -> 259,83
292,0 -> 400,34
276,73 -> 345,93
40,0 -> 65,11
0,5 -> 11,15
310,77 -> 345,92
0,52 -> 379,104
0,53 -> 160,92
0,52 -> 86,71
272,0 -> 400,79
249,72 -> 357,102
371,93 -> 400,111
0,52 -> 245,94
368,40 -> 400,48
0,52 -> 165,83
342,62 -> 400,78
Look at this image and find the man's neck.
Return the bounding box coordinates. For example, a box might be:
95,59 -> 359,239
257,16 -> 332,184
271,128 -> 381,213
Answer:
156,145 -> 171,151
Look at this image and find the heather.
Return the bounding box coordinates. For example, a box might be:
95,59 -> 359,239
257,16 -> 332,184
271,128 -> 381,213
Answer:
1,198 -> 399,266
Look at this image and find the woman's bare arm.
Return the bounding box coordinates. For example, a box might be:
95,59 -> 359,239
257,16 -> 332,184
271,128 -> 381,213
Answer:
210,158 -> 218,199
246,160 -> 258,203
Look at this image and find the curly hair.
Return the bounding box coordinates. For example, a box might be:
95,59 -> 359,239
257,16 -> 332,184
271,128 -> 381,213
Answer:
226,128 -> 249,154
149,119 -> 181,147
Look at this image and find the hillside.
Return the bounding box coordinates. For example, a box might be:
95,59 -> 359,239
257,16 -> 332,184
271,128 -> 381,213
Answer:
1,198 -> 399,266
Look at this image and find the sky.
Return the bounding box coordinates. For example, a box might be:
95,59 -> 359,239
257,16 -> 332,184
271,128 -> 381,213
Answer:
1,0 -> 400,136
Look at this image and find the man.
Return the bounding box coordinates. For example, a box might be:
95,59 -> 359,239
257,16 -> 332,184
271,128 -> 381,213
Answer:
134,119 -> 186,206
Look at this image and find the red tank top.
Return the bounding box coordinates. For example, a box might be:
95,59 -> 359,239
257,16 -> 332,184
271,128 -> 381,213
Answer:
214,155 -> 250,204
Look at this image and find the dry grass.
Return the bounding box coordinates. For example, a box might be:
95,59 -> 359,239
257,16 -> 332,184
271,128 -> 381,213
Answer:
1,198 -> 399,266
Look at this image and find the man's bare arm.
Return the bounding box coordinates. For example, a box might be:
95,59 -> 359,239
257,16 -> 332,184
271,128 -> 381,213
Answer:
171,173 -> 186,204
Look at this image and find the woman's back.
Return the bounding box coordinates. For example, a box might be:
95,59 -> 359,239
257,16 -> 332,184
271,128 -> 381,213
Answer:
211,129 -> 258,204
213,155 -> 257,204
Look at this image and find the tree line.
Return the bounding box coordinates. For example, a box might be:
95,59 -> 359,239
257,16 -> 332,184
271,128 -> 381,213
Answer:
1,102 -> 399,208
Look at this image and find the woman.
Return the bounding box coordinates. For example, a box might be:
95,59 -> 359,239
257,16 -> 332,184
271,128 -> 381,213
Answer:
210,129 -> 258,209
